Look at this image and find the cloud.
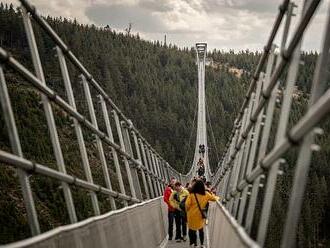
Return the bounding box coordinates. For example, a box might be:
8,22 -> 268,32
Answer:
86,3 -> 168,33
2,0 -> 327,51
214,0 -> 280,13
84,0 -> 288,50
138,0 -> 173,12
2,0 -> 93,23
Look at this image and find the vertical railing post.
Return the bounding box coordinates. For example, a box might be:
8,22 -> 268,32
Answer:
57,47 -> 100,216
146,145 -> 159,196
242,75 -> 265,177
112,110 -> 137,200
152,151 -> 162,196
227,128 -> 239,213
150,149 -> 159,196
81,75 -> 116,210
99,97 -> 128,206
0,65 -> 40,235
231,110 -> 248,217
139,139 -> 155,198
159,159 -> 167,188
132,131 -> 150,199
236,92 -> 256,224
22,8 -> 77,223
121,120 -> 142,200
220,150 -> 230,199
163,163 -> 168,183
151,151 -> 162,195
224,141 -> 235,206
218,158 -> 226,197
165,162 -> 171,182
155,155 -> 164,193
223,166 -> 232,206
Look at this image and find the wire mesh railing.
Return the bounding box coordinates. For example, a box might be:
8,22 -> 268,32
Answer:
212,0 -> 330,247
0,0 -> 181,240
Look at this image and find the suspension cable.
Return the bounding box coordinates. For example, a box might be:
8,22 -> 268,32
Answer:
206,100 -> 220,163
182,101 -> 198,174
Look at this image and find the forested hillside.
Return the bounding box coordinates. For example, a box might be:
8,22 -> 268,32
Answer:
0,3 -> 329,247
0,3 -> 246,243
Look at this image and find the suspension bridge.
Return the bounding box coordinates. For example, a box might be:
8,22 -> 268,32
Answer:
0,0 -> 329,247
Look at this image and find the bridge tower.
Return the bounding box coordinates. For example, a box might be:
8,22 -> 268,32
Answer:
193,43 -> 209,179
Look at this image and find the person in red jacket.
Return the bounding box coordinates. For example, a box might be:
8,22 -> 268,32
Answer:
164,177 -> 176,240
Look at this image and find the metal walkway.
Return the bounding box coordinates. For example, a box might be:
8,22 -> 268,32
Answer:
166,237 -> 207,248
1,0 -> 330,247
166,241 -> 189,248
165,221 -> 209,248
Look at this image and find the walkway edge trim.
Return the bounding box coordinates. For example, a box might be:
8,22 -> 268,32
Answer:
216,201 -> 260,248
2,197 -> 163,248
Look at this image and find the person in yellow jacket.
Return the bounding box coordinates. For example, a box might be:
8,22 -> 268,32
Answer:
169,181 -> 189,242
185,179 -> 219,247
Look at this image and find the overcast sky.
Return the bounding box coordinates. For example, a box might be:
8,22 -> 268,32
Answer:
3,0 -> 330,51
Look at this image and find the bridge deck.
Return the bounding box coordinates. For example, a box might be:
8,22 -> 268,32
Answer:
166,237 -> 208,248
166,239 -> 190,248
165,225 -> 209,248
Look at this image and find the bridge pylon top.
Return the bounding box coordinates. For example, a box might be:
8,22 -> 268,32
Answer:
196,43 -> 207,60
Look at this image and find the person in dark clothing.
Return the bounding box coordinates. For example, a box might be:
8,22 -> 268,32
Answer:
188,229 -> 204,247
201,144 -> 205,155
198,164 -> 205,177
169,182 -> 189,242
186,179 -> 219,247
205,181 -> 212,193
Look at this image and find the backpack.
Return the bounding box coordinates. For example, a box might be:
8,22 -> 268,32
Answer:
198,166 -> 205,176
173,192 -> 180,203
174,192 -> 187,212
179,196 -> 187,212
